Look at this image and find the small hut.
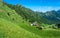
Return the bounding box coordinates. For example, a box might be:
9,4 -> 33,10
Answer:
30,22 -> 43,30
30,22 -> 37,26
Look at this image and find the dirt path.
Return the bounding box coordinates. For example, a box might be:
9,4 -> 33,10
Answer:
0,9 -> 2,12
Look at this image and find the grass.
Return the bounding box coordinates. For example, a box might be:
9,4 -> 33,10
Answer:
0,1 -> 60,38
0,3 -> 41,38
0,18 -> 41,38
0,18 -> 60,38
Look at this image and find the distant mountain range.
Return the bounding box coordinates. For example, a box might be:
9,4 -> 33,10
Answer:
4,2 -> 60,24
40,10 -> 60,24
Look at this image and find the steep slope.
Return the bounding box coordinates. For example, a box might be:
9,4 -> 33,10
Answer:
0,1 -> 60,38
4,1 -> 60,24
0,18 -> 41,38
36,10 -> 60,24
5,3 -> 54,24
0,1 -> 41,38
43,10 -> 60,24
5,3 -> 41,23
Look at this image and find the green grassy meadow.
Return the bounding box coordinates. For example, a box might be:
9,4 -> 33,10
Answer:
0,1 -> 60,38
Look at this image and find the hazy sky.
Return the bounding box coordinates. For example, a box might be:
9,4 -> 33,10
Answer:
3,0 -> 60,12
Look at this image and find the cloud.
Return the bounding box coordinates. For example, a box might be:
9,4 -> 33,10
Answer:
28,6 -> 60,12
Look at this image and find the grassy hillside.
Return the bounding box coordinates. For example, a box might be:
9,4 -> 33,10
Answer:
5,3 -> 56,24
0,1 -> 41,38
0,1 -> 60,38
0,18 -> 41,38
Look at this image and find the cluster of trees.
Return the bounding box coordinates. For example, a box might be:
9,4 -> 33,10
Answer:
3,2 -> 60,25
3,3 -> 51,24
4,3 -> 41,23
